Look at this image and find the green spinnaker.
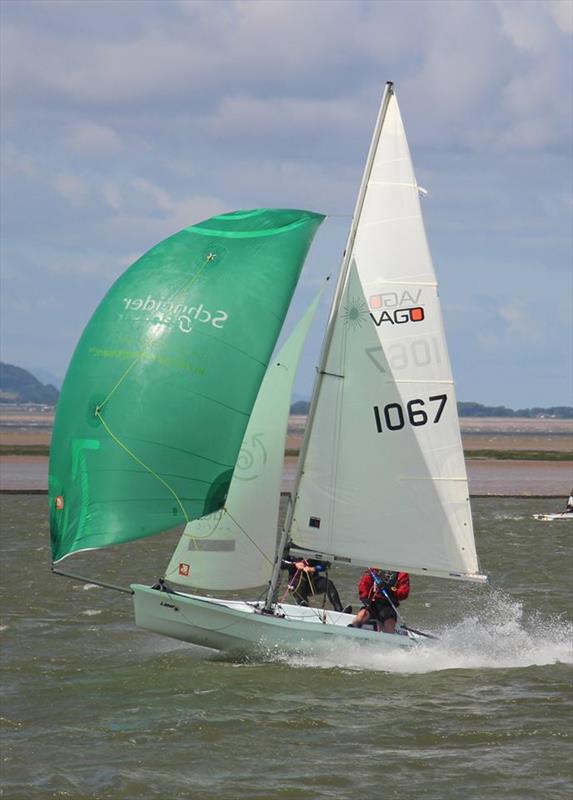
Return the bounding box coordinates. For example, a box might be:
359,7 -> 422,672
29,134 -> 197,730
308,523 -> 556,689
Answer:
49,209 -> 324,562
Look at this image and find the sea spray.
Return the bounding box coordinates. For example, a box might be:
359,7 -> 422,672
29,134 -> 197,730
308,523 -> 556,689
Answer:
269,588 -> 573,674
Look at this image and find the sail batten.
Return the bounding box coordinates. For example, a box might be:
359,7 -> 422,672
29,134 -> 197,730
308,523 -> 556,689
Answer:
371,280 -> 438,287
390,379 -> 455,385
399,476 -> 471,482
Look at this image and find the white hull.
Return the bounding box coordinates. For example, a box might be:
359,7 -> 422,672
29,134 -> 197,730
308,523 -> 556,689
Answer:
131,584 -> 421,654
533,513 -> 573,522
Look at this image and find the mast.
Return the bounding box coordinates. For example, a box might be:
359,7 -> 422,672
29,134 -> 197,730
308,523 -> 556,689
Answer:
263,82 -> 395,610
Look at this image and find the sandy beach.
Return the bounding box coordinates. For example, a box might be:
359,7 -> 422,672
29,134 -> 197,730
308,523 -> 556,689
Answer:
1,411 -> 571,495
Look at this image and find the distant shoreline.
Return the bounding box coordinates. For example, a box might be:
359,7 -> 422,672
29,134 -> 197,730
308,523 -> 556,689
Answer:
1,414 -> 571,496
4,415 -> 570,459
2,445 -> 571,462
1,455 -> 571,497
1,489 -> 566,499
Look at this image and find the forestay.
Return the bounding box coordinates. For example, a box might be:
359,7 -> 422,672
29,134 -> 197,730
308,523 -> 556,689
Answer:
165,288 -> 324,591
290,91 -> 483,582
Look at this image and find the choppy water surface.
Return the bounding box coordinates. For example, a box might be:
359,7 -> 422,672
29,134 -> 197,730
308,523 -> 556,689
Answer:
1,496 -> 572,799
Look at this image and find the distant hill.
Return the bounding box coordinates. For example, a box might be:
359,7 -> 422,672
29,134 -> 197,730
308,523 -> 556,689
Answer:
290,400 -> 310,415
0,363 -> 59,405
27,367 -> 63,390
457,402 -> 572,419
290,399 -> 572,419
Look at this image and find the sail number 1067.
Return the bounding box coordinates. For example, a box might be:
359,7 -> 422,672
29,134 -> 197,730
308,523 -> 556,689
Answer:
373,394 -> 448,433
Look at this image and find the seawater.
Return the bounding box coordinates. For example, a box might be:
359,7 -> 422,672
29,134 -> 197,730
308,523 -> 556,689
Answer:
1,496 -> 571,799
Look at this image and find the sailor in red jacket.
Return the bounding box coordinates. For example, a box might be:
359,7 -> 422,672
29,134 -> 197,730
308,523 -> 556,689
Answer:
349,568 -> 410,633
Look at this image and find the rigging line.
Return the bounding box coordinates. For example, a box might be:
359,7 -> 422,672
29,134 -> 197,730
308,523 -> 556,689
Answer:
98,253 -> 215,413
359,214 -> 418,227
245,586 -> 269,606
163,250 -> 217,309
95,410 -> 190,523
373,280 -> 437,287
391,379 -> 454,385
177,508 -> 225,556
368,181 -> 418,188
163,588 -> 254,634
97,359 -> 139,413
280,566 -> 302,603
292,602 -> 331,624
179,508 -> 275,567
223,508 -> 276,567
320,566 -> 328,624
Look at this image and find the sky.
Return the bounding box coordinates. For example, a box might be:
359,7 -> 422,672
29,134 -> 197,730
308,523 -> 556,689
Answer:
1,0 -> 571,408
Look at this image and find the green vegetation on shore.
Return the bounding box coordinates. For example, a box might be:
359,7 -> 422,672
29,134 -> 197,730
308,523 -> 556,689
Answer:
4,444 -> 571,461
463,450 -> 572,461
291,400 -> 573,419
284,447 -> 571,461
1,445 -> 51,456
2,444 -> 571,461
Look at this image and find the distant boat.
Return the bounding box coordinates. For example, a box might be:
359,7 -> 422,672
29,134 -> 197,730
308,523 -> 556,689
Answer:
50,82 -> 486,655
533,492 -> 573,521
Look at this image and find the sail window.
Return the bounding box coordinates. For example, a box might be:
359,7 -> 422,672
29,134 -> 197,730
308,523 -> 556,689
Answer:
186,539 -> 236,552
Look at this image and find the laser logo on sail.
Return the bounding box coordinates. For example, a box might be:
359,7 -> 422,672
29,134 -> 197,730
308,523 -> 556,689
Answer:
342,296 -> 369,329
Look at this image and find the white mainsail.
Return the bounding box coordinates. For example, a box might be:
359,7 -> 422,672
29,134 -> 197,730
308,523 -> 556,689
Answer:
165,289 -> 324,591
289,86 -> 484,582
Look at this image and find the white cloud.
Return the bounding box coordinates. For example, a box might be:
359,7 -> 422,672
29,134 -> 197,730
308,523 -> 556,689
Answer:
53,173 -> 89,206
551,0 -> 573,34
1,0 -> 571,406
64,121 -> 121,154
202,93 -> 359,139
47,254 -> 110,277
0,144 -> 38,178
495,0 -> 556,52
126,177 -> 226,229
2,1 -> 570,156
130,178 -> 173,213
100,180 -> 122,211
499,302 -> 539,343
97,193 -> 227,252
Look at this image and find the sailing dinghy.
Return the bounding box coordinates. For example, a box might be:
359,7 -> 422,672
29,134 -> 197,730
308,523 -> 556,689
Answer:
533,512 -> 573,521
50,83 -> 486,655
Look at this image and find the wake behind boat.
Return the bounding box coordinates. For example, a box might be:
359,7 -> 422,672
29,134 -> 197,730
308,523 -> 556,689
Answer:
50,82 -> 485,657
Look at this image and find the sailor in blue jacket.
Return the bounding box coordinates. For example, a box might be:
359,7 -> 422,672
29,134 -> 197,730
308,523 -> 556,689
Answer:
282,552 -> 349,613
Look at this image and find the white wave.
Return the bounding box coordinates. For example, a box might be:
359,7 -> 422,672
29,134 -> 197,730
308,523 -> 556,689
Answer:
81,609 -> 102,616
273,591 -> 573,674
